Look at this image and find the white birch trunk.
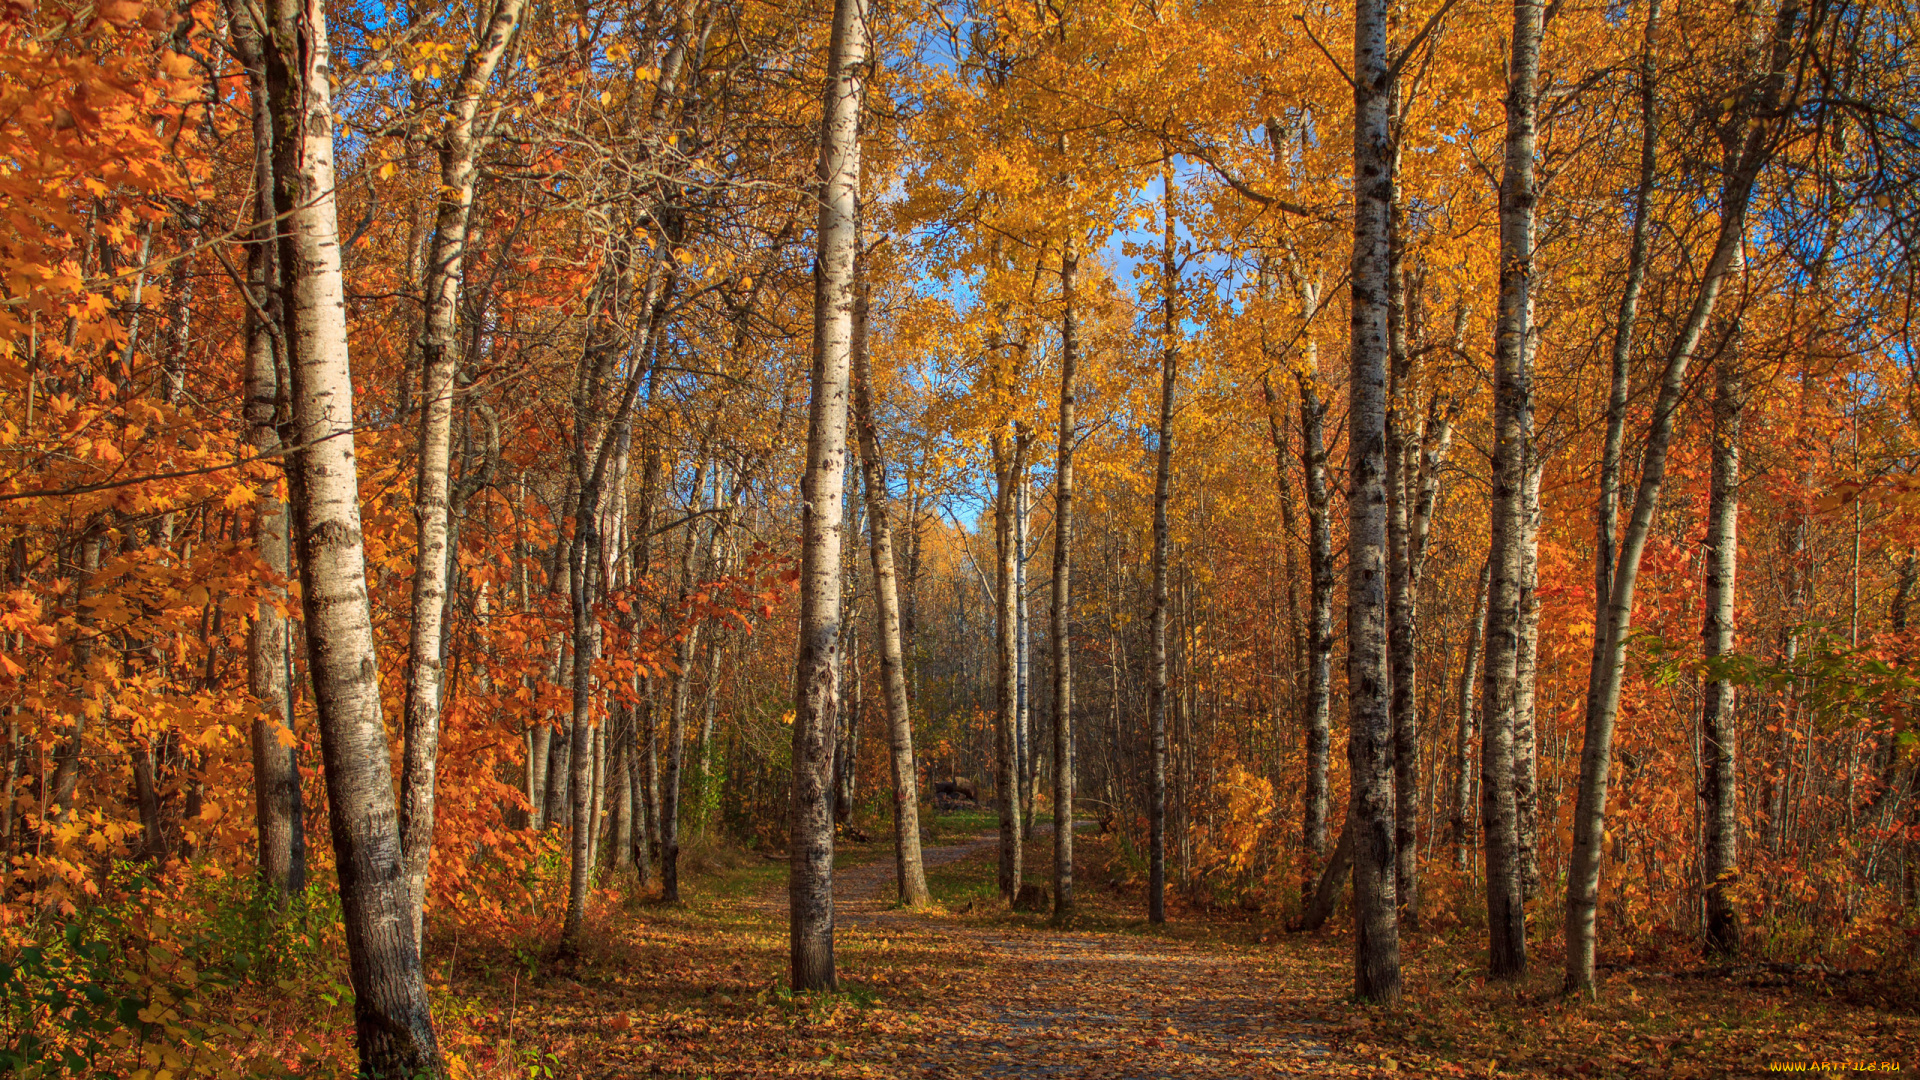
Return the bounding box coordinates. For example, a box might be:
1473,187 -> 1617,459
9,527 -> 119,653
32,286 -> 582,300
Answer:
790,0 -> 868,991
399,0 -> 525,956
1347,0 -> 1401,1003
262,0 -> 441,1068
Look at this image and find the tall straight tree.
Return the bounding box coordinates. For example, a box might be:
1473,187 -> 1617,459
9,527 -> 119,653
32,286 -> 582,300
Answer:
1565,0 -> 1811,996
1480,0 -> 1543,983
399,0 -> 525,956
1701,352 -> 1745,954
1294,270 -> 1335,881
1051,235 -> 1081,923
992,428 -> 1027,902
261,0 -> 442,1071
790,0 -> 869,992
1347,0 -> 1402,1005
849,284 -> 931,908
1146,160 -> 1179,926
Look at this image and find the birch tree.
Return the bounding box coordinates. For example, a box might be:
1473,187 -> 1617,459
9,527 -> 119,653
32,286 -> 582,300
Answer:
790,0 -> 870,991
1347,0 -> 1401,1005
263,0 -> 441,1068
399,0 -> 525,956
850,284 -> 932,908
1565,0 -> 1813,995
1480,0 -> 1544,983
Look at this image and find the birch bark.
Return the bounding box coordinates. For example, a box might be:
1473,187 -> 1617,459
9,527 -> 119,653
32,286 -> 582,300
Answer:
1702,353 -> 1745,954
400,0 -> 525,955
1052,237 -> 1080,922
1566,0 -> 1806,995
1147,163 -> 1179,925
849,285 -> 931,908
1481,0 -> 1544,983
262,0 -> 441,1068
790,0 -> 868,990
1348,0 -> 1401,1003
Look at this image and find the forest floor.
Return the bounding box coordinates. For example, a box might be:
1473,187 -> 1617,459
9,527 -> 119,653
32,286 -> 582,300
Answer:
433,821 -> 1920,1079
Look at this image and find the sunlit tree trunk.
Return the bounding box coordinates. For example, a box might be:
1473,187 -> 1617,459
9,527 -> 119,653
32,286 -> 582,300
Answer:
790,0 -> 868,990
400,0 -> 525,955
1454,558 -> 1491,871
1291,268 -> 1334,885
262,0 -> 442,1068
1052,236 -> 1080,922
1566,0 -> 1804,996
663,458 -> 714,902
850,286 -> 931,907
1513,454 -> 1544,900
1702,353 -> 1744,954
1147,161 -> 1179,925
993,430 -> 1027,903
1481,0 -> 1543,984
1385,187 -> 1418,929
1347,0 -> 1400,1004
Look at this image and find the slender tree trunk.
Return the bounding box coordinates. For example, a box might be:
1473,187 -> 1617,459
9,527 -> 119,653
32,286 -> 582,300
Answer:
1016,460 -> 1034,833
1300,810 -> 1356,932
1480,0 -> 1543,984
850,285 -> 931,907
1566,0 -> 1803,995
399,0 -> 525,955
696,631 -> 724,838
233,0 -> 304,905
529,723 -> 551,831
613,716 -> 634,868
1147,161 -> 1179,925
1384,127 -> 1426,928
1513,454 -> 1545,900
1294,275 -> 1334,883
1702,355 -> 1744,954
1347,0 -> 1401,1004
1052,237 -> 1080,922
262,0 -> 442,1068
1454,558 -> 1491,870
663,462 -> 715,902
560,492 -> 603,949
790,0 -> 868,990
994,431 -> 1027,902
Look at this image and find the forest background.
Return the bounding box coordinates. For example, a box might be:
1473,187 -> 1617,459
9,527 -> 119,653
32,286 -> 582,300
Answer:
0,0 -> 1917,1074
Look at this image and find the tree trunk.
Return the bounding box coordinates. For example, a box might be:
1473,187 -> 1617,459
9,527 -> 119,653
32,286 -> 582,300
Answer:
1566,0 -> 1803,996
790,0 -> 868,991
1480,0 -> 1543,984
262,0 -> 442,1068
400,0 -> 525,955
850,285 -> 931,908
1453,558 -> 1491,871
529,723 -> 550,831
1513,454 -> 1545,900
1052,237 -> 1081,922
1294,275 -> 1334,884
994,431 -> 1027,903
1016,457 -> 1035,834
1347,0 -> 1401,1004
1300,813 -> 1356,932
560,512 -> 602,950
664,464 -> 716,903
232,0 -> 304,905
1147,161 -> 1179,925
613,716 -> 634,868
1702,355 -> 1744,954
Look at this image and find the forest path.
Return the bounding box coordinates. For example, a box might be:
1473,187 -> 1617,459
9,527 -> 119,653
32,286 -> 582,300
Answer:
767,829 -> 1342,1078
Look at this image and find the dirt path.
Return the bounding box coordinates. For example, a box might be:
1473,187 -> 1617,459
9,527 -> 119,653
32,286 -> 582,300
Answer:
782,832 -> 1340,1078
